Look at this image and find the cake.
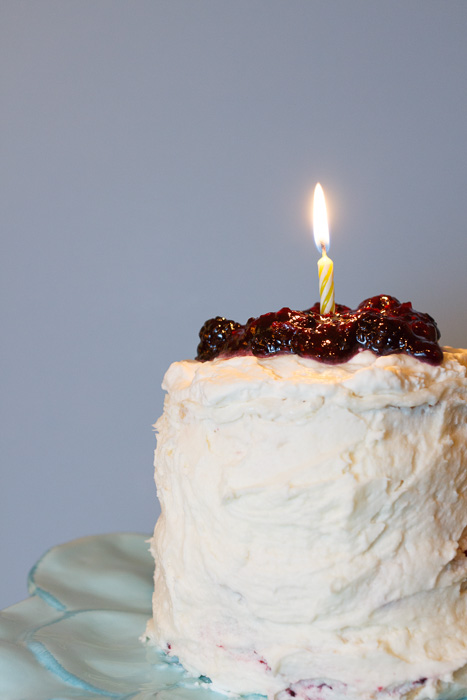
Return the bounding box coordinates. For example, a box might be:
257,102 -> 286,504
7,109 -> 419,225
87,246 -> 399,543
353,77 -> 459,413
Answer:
145,295 -> 467,700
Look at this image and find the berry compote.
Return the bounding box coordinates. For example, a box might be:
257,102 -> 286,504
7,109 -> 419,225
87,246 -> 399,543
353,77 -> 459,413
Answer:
196,295 -> 443,365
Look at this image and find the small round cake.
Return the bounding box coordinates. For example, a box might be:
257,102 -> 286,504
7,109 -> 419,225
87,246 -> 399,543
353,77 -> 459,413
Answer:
146,297 -> 467,700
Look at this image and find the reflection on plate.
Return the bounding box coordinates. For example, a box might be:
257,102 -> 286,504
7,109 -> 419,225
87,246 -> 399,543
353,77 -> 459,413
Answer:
0,533 -> 227,700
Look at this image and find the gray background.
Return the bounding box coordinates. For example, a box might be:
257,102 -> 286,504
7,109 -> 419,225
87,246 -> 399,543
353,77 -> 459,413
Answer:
1,0 -> 467,609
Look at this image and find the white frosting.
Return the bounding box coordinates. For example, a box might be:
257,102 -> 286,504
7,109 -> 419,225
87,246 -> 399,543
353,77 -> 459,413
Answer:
147,348 -> 467,700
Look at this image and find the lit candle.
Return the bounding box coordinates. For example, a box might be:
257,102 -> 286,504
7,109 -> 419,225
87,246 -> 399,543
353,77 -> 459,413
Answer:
312,183 -> 335,315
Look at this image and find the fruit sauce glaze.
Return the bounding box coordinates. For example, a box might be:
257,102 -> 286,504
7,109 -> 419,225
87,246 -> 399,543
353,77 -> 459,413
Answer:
196,294 -> 443,365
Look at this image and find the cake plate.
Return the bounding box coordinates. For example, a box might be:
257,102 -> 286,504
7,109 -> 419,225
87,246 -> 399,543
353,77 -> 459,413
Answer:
3,534 -> 466,700
0,533 -> 229,700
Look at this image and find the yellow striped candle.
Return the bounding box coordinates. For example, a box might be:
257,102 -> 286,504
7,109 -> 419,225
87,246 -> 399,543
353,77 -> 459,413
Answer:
312,183 -> 335,315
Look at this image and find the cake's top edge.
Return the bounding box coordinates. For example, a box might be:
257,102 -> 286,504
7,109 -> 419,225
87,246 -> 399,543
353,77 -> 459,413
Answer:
162,348 -> 467,412
196,294 -> 443,365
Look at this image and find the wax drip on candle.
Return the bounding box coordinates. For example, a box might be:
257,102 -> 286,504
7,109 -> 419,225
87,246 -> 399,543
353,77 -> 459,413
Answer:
313,184 -> 335,315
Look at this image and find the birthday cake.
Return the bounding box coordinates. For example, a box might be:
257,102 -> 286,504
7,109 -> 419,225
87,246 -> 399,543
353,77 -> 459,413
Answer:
145,295 -> 467,700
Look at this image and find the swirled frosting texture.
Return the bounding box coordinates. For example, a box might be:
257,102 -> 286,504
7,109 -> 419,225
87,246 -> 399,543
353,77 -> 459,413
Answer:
147,348 -> 467,700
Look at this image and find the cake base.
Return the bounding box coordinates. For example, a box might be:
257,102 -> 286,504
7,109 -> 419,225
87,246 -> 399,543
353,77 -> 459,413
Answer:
2,533 -> 467,700
149,350 -> 467,700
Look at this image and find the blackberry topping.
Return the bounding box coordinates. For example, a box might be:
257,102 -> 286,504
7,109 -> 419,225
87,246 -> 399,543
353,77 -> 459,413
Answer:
196,316 -> 243,361
196,295 -> 443,365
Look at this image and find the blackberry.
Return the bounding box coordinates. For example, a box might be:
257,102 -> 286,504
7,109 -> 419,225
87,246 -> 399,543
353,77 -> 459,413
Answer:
293,316 -> 358,363
196,317 -> 242,361
358,295 -> 399,312
250,327 -> 294,356
356,314 -> 408,354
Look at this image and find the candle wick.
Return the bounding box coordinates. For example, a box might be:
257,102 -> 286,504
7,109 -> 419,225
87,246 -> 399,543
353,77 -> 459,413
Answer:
321,243 -> 327,257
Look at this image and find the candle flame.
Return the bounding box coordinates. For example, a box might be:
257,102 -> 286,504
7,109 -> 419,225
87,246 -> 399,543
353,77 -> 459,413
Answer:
312,183 -> 330,254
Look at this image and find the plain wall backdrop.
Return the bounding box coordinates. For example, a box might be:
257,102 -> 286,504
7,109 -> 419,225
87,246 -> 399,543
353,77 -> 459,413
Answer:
1,0 -> 467,609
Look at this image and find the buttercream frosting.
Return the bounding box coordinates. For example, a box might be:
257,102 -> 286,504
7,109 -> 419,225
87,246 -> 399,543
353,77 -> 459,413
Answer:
147,348 -> 467,700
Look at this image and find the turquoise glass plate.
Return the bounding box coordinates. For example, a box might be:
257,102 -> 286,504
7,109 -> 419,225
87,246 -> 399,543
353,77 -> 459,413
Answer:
0,533 -> 228,700
2,533 -> 465,700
